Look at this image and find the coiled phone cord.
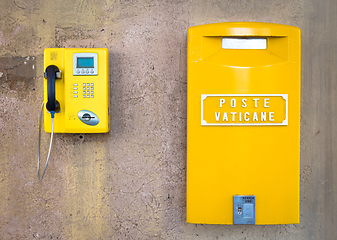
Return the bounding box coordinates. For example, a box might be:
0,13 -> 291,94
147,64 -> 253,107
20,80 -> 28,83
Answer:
37,101 -> 54,181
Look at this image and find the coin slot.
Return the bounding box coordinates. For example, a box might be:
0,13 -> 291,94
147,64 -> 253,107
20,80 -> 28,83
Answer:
78,110 -> 99,126
82,113 -> 95,122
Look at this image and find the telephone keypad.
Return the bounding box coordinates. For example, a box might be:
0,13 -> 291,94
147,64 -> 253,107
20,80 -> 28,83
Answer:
81,83 -> 94,98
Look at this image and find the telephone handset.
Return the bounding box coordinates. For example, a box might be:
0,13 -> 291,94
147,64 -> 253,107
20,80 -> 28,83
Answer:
38,48 -> 110,180
45,65 -> 61,114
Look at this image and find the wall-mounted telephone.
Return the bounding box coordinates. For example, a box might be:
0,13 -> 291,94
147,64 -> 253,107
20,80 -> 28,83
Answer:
37,48 -> 110,180
43,48 -> 110,133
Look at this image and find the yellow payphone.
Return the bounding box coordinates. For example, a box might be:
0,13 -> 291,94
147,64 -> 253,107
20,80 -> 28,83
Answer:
187,23 -> 301,224
37,48 -> 110,180
43,48 -> 110,133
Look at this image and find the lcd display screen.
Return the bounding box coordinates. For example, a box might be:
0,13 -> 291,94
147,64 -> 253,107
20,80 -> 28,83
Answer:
77,57 -> 94,68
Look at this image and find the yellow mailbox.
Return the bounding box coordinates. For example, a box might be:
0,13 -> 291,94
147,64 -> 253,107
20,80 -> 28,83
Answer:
187,22 -> 300,224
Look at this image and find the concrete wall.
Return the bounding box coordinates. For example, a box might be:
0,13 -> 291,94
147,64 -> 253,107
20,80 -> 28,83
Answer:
0,0 -> 336,239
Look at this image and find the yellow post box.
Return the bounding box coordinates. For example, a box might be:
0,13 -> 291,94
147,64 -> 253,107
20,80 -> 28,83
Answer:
187,22 -> 301,225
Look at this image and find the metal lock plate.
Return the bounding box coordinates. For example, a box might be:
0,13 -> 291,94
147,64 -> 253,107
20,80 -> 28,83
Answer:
233,195 -> 255,224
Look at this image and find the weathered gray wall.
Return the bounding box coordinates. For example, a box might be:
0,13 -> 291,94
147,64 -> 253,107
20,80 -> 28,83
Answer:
0,0 -> 336,239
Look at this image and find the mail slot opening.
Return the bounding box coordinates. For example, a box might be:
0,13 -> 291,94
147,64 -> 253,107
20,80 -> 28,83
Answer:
222,37 -> 267,49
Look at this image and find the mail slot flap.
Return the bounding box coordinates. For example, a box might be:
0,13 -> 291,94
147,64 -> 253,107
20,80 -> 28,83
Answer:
222,38 -> 267,49
188,22 -> 300,65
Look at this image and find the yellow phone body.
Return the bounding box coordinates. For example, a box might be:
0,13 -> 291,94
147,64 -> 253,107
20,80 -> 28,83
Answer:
187,23 -> 301,224
43,48 -> 110,133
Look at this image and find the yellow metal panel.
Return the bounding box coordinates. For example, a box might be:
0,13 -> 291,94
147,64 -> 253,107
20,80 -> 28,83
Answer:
187,22 -> 300,224
44,48 -> 110,133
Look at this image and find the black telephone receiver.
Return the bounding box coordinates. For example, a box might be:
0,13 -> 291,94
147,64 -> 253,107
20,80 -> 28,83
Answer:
44,65 -> 61,113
